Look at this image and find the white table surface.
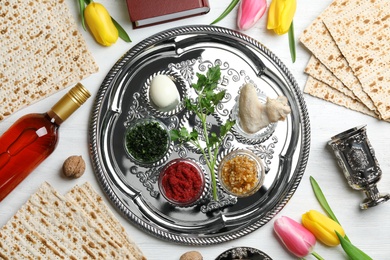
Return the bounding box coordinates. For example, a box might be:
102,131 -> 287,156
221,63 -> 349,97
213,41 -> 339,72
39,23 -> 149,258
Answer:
1,0 -> 390,259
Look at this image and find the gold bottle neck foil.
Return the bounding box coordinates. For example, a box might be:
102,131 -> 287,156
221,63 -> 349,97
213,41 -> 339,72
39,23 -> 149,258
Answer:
50,83 -> 91,123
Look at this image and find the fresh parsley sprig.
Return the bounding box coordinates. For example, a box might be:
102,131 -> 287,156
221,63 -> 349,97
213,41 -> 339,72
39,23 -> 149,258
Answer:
170,66 -> 235,201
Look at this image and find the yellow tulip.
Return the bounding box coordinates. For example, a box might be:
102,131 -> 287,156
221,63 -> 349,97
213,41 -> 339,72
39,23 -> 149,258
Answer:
267,0 -> 297,35
302,210 -> 346,247
84,2 -> 118,46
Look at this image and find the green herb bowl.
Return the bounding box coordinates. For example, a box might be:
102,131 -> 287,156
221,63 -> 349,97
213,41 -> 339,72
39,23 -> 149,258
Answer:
124,118 -> 171,166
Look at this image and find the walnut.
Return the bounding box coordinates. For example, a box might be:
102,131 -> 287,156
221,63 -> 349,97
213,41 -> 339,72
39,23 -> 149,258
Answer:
179,251 -> 203,260
62,155 -> 85,178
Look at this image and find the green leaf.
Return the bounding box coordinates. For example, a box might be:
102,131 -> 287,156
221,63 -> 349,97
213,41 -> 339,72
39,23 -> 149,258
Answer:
209,82 -> 218,91
78,0 -> 87,31
210,0 -> 240,25
207,66 -> 221,82
169,129 -> 181,141
310,176 -> 351,242
111,17 -> 131,43
336,231 -> 372,260
288,21 -> 296,63
189,130 -> 198,140
179,127 -> 190,137
220,120 -> 235,136
209,132 -> 219,147
310,176 -> 339,223
213,90 -> 226,105
184,98 -> 196,111
194,74 -> 207,90
205,89 -> 215,100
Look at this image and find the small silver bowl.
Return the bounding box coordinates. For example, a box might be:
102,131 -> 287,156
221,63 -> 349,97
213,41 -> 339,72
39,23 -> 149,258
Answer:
158,158 -> 206,207
218,150 -> 265,198
124,118 -> 171,165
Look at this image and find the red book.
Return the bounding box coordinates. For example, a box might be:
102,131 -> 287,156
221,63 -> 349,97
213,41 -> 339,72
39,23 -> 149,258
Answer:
126,0 -> 210,28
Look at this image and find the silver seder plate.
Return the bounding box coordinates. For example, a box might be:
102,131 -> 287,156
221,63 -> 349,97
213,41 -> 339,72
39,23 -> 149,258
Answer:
89,25 -> 310,245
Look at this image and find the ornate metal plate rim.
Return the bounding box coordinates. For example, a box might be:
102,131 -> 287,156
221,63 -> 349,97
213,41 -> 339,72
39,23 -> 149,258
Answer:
89,25 -> 311,245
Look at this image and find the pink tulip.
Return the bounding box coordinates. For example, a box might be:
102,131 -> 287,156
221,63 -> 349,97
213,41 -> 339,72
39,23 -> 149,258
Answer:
237,0 -> 267,31
274,216 -> 317,258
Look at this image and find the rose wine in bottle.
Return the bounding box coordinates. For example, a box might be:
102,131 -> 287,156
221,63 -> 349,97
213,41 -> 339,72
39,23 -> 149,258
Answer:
0,83 -> 90,202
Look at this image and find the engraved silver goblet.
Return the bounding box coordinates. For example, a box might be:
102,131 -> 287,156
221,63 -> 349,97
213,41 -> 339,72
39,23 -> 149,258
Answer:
328,125 -> 390,209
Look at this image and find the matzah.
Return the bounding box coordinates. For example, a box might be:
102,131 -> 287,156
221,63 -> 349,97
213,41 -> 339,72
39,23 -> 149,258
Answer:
299,0 -> 377,112
304,76 -> 378,118
66,183 -> 146,260
304,55 -> 357,100
0,182 -> 146,259
0,0 -> 98,121
323,0 -> 390,119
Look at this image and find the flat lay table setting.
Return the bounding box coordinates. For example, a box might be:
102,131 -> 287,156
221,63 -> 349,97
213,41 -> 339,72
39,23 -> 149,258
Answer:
1,0 -> 390,259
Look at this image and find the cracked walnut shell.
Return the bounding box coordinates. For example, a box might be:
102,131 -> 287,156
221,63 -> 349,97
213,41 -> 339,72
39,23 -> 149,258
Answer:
63,155 -> 86,178
180,251 -> 203,260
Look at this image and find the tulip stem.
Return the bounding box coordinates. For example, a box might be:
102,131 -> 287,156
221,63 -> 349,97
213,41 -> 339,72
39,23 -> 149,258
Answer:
311,251 -> 325,260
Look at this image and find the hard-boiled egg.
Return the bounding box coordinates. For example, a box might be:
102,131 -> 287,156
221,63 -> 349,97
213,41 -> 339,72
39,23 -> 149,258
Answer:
149,75 -> 180,109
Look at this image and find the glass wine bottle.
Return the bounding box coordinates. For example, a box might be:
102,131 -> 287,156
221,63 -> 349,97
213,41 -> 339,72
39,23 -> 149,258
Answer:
0,83 -> 91,202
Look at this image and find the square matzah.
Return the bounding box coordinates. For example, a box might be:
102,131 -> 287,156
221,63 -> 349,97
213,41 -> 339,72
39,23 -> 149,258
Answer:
0,182 -> 146,259
323,0 -> 390,119
304,76 -> 379,119
299,0 -> 376,112
304,56 -> 356,100
0,0 -> 98,121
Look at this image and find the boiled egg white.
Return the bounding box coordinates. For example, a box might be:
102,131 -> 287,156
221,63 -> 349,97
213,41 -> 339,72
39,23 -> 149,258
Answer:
149,75 -> 180,109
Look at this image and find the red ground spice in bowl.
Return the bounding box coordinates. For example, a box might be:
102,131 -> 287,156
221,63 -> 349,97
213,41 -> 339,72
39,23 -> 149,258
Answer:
158,158 -> 205,207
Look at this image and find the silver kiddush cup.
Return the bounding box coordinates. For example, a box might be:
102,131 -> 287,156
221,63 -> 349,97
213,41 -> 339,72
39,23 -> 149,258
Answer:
328,125 -> 390,209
